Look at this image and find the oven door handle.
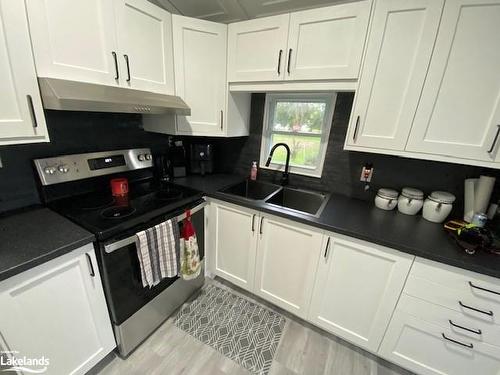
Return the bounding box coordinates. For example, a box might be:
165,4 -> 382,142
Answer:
104,201 -> 207,254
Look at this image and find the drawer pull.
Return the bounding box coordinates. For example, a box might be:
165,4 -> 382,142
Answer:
459,301 -> 493,316
449,320 -> 482,335
442,333 -> 473,349
469,281 -> 500,296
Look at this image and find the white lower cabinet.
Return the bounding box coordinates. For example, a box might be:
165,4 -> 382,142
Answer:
254,216 -> 323,319
0,243 -> 115,375
379,258 -> 500,375
308,234 -> 414,352
212,202 -> 258,292
379,309 -> 500,375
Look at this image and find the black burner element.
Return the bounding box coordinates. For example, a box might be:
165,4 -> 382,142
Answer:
101,206 -> 136,219
74,194 -> 115,210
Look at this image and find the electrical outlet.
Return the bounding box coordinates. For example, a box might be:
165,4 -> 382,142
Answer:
360,164 -> 373,182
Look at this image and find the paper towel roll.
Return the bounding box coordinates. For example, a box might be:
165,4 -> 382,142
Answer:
464,178 -> 477,222
474,175 -> 496,215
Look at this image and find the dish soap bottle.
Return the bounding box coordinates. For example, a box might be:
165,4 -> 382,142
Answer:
250,161 -> 258,181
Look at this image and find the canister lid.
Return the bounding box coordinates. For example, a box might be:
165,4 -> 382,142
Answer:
401,187 -> 424,199
377,188 -> 399,200
429,191 -> 456,204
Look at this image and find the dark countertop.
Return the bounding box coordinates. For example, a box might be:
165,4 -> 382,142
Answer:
175,174 -> 500,279
0,207 -> 95,281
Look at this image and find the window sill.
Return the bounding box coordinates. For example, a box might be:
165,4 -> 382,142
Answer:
258,164 -> 322,179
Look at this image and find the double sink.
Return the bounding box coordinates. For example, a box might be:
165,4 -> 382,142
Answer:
219,179 -> 330,218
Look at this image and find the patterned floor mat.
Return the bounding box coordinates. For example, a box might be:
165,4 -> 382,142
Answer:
174,284 -> 286,375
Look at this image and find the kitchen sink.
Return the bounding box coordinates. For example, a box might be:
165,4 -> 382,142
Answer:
219,179 -> 281,200
265,187 -> 330,217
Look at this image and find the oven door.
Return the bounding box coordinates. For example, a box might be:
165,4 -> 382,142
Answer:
98,200 -> 205,326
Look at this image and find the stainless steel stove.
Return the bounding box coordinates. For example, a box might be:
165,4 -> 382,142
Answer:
34,148 -> 205,357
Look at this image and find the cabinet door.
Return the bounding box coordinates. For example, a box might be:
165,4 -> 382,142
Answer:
173,16 -> 226,136
227,14 -> 289,82
213,203 -> 258,292
379,309 -> 500,375
0,0 -> 48,144
25,0 -> 118,86
114,0 -> 174,94
406,0 -> 500,161
308,235 -> 413,352
254,215 -> 323,319
346,0 -> 443,151
286,1 -> 370,81
0,245 -> 115,375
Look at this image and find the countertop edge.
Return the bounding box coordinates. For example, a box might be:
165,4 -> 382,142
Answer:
0,235 -> 95,282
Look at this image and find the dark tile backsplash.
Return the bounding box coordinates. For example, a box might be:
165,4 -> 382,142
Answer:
0,111 -> 170,213
1,94 -> 500,215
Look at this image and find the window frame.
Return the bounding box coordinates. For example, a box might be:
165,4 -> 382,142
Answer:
259,92 -> 337,178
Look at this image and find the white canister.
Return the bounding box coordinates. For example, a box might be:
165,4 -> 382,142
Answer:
423,191 -> 456,223
375,188 -> 399,211
397,187 -> 424,215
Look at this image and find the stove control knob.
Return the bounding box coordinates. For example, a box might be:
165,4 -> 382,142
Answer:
58,164 -> 69,173
44,166 -> 56,175
145,153 -> 152,160
138,154 -> 146,161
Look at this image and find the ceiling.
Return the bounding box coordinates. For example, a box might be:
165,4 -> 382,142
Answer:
149,0 -> 351,24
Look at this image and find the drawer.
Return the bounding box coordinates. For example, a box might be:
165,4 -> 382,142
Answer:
379,309 -> 500,375
404,258 -> 500,324
398,294 -> 500,348
411,258 -> 500,298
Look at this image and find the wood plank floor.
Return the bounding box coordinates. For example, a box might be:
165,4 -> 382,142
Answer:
93,279 -> 414,375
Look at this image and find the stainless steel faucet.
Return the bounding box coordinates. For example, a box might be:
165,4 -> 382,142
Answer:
265,142 -> 291,185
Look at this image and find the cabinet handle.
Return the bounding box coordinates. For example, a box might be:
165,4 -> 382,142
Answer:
86,253 -> 95,277
469,281 -> 500,296
448,320 -> 481,335
259,216 -> 264,235
324,237 -> 331,259
251,214 -> 255,232
441,333 -> 473,349
459,300 -> 493,316
277,49 -> 283,75
287,48 -> 292,74
26,95 -> 38,128
353,115 -> 360,142
220,110 -> 223,130
488,125 -> 500,153
112,51 -> 119,80
124,54 -> 131,82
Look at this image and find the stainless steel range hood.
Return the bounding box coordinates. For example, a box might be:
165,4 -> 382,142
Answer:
38,77 -> 190,115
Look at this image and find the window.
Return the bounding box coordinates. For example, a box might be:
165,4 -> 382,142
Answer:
260,93 -> 336,178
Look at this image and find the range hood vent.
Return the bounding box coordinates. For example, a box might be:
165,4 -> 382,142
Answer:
38,77 -> 190,116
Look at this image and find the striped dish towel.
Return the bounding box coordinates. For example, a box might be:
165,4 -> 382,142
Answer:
135,218 -> 180,288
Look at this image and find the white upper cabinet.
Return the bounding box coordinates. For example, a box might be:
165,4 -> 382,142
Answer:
287,1 -> 370,80
227,14 -> 290,82
0,0 -> 48,145
308,234 -> 413,352
26,0 -> 118,86
113,0 -> 174,94
26,0 -> 174,94
254,215 -> 323,319
346,0 -> 443,151
227,2 -> 371,83
406,0 -> 500,162
173,16 -> 227,135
